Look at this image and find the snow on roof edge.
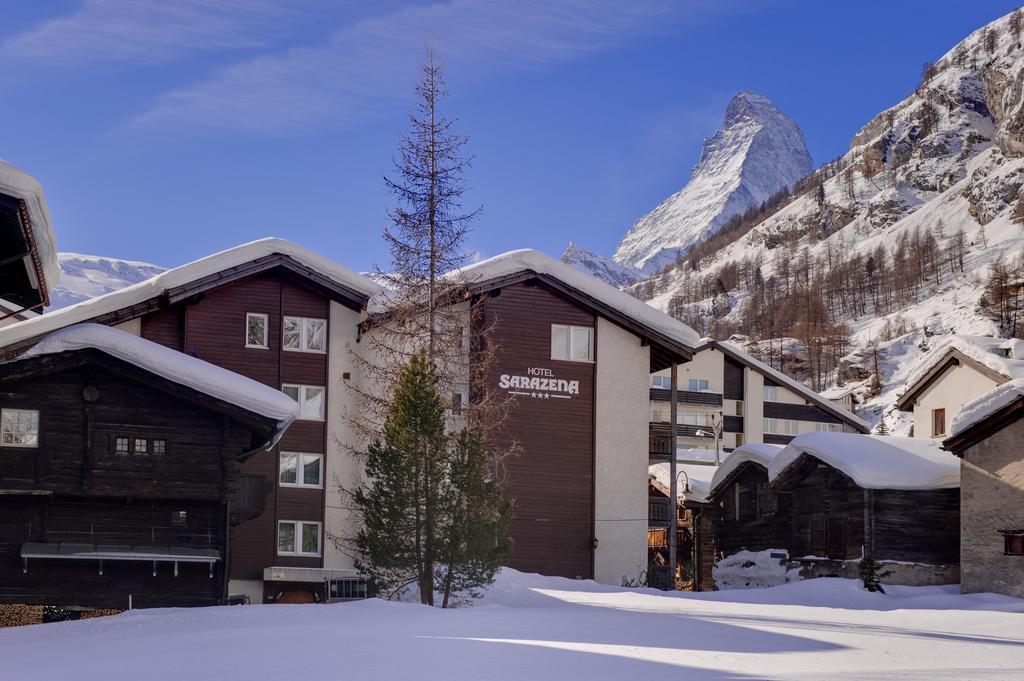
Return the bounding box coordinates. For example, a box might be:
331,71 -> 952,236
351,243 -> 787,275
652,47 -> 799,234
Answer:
950,377 -> 1024,437
0,238 -> 381,349
707,443 -> 784,498
17,323 -> 300,428
0,160 -> 59,293
714,340 -> 870,431
415,248 -> 700,350
899,335 -> 1024,406
768,432 -> 959,491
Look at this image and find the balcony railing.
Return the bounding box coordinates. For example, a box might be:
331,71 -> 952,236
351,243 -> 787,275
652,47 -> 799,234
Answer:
649,388 -> 723,406
649,497 -> 672,526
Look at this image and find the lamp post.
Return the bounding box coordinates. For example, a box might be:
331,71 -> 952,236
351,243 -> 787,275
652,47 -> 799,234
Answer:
667,363 -> 678,590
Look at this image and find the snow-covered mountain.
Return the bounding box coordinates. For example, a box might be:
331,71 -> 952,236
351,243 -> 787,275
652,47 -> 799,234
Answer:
560,242 -> 640,287
636,8 -> 1024,433
49,253 -> 165,310
614,91 -> 812,275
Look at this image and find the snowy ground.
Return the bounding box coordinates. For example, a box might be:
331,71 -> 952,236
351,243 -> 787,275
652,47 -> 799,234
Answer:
2,570 -> 1023,680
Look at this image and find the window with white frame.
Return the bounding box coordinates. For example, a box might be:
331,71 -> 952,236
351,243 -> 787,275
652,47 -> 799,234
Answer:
282,384 -> 325,420
651,404 -> 667,422
814,422 -> 843,433
679,412 -> 710,426
651,375 -> 672,389
279,452 -> 323,488
277,520 -> 321,556
245,313 -> 269,349
763,418 -> 798,436
551,324 -> 593,362
688,379 -> 710,392
763,385 -> 779,402
1,408 -> 39,447
283,316 -> 326,353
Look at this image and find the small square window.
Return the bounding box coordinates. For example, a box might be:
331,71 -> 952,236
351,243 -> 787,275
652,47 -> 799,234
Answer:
283,384 -> 325,420
171,510 -> 188,526
1,408 -> 39,448
245,313 -> 269,349
115,437 -> 130,454
152,439 -> 166,455
134,438 -> 147,454
1004,532 -> 1024,556
763,385 -> 779,402
551,324 -> 593,362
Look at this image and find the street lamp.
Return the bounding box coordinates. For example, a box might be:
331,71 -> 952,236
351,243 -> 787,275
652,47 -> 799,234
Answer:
695,411 -> 724,465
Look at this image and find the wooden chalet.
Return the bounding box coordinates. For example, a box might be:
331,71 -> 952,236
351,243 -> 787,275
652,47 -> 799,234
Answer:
704,434 -> 961,587
0,324 -> 297,611
647,460 -> 716,591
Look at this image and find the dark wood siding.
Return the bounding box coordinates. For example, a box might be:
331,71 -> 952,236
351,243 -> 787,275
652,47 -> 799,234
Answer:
723,357 -> 745,400
484,282 -> 595,579
764,401 -> 842,424
0,357 -> 271,609
140,271 -> 329,581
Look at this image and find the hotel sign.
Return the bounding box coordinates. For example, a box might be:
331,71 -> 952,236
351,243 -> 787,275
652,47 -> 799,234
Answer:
498,366 -> 579,400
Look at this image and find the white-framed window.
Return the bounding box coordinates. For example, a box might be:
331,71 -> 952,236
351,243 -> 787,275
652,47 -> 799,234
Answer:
152,439 -> 167,455
688,379 -> 710,392
277,520 -> 321,556
245,313 -> 269,349
282,384 -> 325,420
651,404 -> 667,422
1,408 -> 39,447
814,422 -> 843,433
551,324 -> 593,362
279,452 -> 323,488
651,375 -> 672,389
763,385 -> 779,402
764,418 -> 798,436
283,316 -> 326,353
134,438 -> 148,454
680,412 -> 710,426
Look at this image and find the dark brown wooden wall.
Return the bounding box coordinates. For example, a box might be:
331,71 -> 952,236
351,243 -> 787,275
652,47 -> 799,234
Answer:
764,401 -> 842,425
872,488 -> 959,564
142,270 -> 329,580
484,281 -> 596,579
723,356 -> 745,400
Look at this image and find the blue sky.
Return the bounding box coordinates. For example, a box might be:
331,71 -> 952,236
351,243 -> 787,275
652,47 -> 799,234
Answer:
2,1 -> 1020,272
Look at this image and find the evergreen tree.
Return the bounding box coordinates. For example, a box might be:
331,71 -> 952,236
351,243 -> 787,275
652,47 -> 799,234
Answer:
354,352 -> 447,604
439,429 -> 512,607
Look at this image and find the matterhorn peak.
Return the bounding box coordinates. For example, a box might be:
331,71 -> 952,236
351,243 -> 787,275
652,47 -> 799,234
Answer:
613,91 -> 812,274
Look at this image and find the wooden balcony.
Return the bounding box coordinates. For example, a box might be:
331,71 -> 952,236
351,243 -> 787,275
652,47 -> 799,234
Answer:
649,422 -> 705,461
649,497 -> 672,527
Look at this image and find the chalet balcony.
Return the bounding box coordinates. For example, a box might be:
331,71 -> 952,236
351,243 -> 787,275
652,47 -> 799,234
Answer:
648,422 -> 704,461
649,388 -> 723,407
649,497 -> 672,527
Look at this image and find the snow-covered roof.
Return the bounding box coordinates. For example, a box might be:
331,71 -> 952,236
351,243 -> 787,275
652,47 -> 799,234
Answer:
950,377 -> 1024,437
769,432 -> 960,491
707,340 -> 870,431
708,444 -> 784,498
0,160 -> 58,294
649,457 -> 718,504
0,238 -> 381,350
899,335 -> 1024,406
17,324 -> 300,430
377,249 -> 700,350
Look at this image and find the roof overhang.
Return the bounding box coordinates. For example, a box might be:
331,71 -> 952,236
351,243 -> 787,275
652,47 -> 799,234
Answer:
467,270 -> 693,371
896,348 -> 1008,411
0,194 -> 49,310
943,395 -> 1024,455
706,460 -> 769,502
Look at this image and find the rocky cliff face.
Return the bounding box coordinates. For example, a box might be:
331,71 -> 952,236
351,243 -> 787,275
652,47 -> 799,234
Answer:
559,242 -> 640,287
50,253 -> 165,310
613,91 -> 812,275
638,8 -> 1024,434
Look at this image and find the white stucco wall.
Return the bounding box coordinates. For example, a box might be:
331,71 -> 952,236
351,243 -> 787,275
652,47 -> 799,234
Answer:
323,301 -> 366,573
594,317 -> 649,586
913,364 -> 1001,439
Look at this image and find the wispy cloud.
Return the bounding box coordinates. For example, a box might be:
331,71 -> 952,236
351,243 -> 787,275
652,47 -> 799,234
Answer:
129,0 -> 711,134
1,0 -> 318,65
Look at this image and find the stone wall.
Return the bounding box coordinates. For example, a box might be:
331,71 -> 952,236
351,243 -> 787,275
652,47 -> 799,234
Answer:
960,417 -> 1024,598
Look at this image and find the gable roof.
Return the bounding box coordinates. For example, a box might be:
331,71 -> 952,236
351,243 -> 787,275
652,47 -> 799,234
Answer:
0,238 -> 381,354
895,335 -> 1024,411
697,339 -> 870,432
769,432 -> 959,491
0,160 -> 57,309
944,377 -> 1024,453
707,443 -> 784,500
379,249 -> 698,369
649,458 -> 718,504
